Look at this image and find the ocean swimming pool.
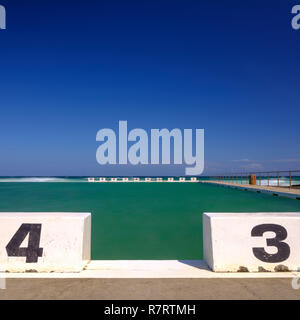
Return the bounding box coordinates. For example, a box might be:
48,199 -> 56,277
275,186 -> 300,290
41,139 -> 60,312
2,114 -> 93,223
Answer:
0,181 -> 300,260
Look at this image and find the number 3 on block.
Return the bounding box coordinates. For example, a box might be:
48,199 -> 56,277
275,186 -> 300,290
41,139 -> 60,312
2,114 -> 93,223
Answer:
6,224 -> 43,263
251,224 -> 290,263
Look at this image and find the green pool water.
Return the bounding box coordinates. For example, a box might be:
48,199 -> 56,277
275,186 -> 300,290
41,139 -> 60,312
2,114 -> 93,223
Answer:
0,182 -> 299,260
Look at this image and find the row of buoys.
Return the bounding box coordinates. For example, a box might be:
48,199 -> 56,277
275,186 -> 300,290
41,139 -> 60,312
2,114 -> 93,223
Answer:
88,177 -> 198,183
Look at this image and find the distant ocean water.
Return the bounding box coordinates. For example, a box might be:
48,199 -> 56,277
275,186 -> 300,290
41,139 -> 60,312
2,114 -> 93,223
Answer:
0,176 -> 299,185
0,177 -> 88,183
0,176 -> 208,183
0,178 -> 300,260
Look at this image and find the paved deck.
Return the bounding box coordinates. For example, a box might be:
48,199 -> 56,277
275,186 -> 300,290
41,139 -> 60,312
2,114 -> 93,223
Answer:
202,181 -> 300,199
1,260 -> 300,300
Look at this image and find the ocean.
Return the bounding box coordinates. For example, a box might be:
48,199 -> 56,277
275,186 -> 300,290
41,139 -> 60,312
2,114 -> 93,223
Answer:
0,177 -> 300,260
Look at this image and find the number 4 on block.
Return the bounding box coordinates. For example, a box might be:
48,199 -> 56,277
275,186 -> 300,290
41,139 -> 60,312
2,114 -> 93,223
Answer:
0,212 -> 91,272
6,224 -> 43,263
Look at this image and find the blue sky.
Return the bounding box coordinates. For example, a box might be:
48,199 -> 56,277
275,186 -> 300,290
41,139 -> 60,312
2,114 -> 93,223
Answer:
0,0 -> 299,176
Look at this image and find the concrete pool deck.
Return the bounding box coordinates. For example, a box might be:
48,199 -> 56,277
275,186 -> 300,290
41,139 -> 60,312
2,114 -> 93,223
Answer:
1,260 -> 300,300
202,181 -> 300,199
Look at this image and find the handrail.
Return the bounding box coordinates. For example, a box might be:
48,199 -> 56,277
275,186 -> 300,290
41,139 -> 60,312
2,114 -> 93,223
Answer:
209,170 -> 300,189
210,169 -> 300,176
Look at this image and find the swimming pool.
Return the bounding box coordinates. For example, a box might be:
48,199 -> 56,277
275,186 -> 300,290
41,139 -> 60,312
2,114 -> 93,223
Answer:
0,182 -> 299,260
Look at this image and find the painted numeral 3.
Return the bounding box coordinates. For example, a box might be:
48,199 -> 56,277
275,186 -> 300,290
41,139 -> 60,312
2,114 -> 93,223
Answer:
251,224 -> 290,263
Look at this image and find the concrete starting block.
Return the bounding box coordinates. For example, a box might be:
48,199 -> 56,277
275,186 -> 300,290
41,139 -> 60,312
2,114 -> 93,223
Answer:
203,212 -> 300,272
0,212 -> 91,273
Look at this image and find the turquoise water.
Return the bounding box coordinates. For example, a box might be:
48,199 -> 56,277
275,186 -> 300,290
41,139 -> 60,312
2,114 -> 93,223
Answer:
0,181 -> 300,260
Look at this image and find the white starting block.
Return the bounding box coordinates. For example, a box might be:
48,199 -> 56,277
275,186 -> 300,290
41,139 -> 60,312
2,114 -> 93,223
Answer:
203,212 -> 300,272
0,212 -> 91,273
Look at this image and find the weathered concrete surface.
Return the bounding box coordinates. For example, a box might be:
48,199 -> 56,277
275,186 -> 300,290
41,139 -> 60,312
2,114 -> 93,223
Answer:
1,278 -> 300,300
0,260 -> 300,300
203,212 -> 300,272
0,213 -> 91,272
203,181 -> 300,199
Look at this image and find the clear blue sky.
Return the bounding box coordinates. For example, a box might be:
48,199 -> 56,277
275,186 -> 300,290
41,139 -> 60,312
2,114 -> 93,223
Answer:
0,0 -> 299,176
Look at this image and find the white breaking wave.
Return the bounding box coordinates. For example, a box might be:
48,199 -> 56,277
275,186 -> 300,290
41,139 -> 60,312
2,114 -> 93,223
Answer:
259,178 -> 299,187
0,177 -> 86,182
225,177 -> 300,186
233,178 -> 300,186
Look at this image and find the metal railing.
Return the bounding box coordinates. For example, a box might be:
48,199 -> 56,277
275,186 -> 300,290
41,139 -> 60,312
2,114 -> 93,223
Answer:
209,170 -> 300,189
